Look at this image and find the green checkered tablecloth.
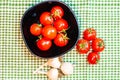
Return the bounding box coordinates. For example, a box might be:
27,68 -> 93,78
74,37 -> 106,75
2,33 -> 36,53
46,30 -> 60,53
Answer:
0,0 -> 120,80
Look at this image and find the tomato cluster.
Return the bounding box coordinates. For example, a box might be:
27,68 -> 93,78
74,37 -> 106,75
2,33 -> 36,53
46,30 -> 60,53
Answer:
76,28 -> 105,64
30,6 -> 69,51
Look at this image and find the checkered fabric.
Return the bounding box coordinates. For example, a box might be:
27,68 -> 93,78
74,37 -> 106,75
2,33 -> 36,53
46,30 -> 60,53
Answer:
0,0 -> 120,80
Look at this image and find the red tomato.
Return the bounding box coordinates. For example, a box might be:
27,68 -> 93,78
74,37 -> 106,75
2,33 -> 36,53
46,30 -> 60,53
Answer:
83,28 -> 96,41
76,39 -> 90,54
30,23 -> 42,36
36,38 -> 52,51
51,6 -> 64,20
54,33 -> 69,47
40,12 -> 53,25
92,38 -> 105,52
54,19 -> 68,32
42,25 -> 57,40
87,52 -> 100,64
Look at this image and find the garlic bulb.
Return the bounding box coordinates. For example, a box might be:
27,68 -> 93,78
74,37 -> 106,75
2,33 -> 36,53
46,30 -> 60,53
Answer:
47,68 -> 58,80
60,62 -> 73,75
33,68 -> 58,80
47,58 -> 61,68
33,57 -> 61,74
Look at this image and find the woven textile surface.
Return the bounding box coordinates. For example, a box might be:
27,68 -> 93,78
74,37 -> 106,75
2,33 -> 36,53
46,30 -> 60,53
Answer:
0,0 -> 120,80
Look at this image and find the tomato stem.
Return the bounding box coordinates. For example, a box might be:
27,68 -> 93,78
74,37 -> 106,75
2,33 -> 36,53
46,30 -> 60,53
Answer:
62,34 -> 69,40
98,42 -> 104,47
36,39 -> 39,42
79,43 -> 86,49
88,28 -> 92,34
59,29 -> 67,34
50,14 -> 53,19
38,24 -> 42,27
96,59 -> 100,64
38,35 -> 42,39
54,11 -> 61,18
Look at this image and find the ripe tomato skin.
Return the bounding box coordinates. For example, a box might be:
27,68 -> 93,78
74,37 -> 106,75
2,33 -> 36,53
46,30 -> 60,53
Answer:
42,25 -> 57,40
87,52 -> 100,64
51,6 -> 64,20
83,28 -> 96,41
76,39 -> 90,54
54,33 -> 68,47
30,23 -> 42,36
40,12 -> 53,25
92,38 -> 105,52
53,19 -> 68,32
36,38 -> 52,51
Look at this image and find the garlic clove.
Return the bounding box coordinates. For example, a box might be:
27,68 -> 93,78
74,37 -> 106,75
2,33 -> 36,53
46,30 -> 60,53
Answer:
47,68 -> 58,80
60,62 -> 73,75
33,57 -> 62,74
47,58 -> 61,68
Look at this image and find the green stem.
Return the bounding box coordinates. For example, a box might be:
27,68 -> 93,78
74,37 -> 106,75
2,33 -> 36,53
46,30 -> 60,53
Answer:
38,24 -> 42,27
98,42 -> 104,47
38,35 -> 42,39
88,28 -> 92,34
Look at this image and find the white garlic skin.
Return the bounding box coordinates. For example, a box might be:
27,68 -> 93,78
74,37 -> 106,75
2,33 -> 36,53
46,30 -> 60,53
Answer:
60,62 -> 73,75
47,68 -> 58,80
47,58 -> 61,68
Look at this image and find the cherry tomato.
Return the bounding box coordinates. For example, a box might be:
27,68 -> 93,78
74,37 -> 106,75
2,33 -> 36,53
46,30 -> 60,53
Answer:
30,23 -> 42,36
51,6 -> 64,20
92,38 -> 105,52
40,12 -> 53,25
53,19 -> 68,32
76,39 -> 90,54
42,25 -> 57,40
54,33 -> 69,47
87,52 -> 100,64
36,38 -> 52,51
83,28 -> 96,41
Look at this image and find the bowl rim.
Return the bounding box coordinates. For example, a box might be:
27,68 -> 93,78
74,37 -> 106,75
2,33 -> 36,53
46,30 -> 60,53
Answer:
20,0 -> 80,59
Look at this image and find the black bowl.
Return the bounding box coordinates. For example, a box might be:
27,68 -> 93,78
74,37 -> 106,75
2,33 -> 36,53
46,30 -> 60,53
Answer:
21,0 -> 79,58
